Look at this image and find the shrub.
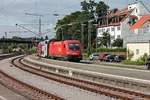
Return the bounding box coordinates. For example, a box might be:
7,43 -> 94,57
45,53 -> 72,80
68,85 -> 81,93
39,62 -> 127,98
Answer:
26,47 -> 36,54
97,48 -> 126,52
122,59 -> 145,65
127,49 -> 134,60
139,53 -> 148,63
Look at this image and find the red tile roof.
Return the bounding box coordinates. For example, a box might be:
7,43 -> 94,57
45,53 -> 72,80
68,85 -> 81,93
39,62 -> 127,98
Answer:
108,8 -> 129,17
130,14 -> 150,30
98,8 -> 132,28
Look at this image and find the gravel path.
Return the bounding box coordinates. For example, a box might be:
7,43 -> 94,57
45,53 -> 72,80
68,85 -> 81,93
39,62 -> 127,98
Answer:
0,57 -> 115,100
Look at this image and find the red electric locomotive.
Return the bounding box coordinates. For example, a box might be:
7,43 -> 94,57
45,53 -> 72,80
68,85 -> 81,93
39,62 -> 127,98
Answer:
37,39 -> 82,62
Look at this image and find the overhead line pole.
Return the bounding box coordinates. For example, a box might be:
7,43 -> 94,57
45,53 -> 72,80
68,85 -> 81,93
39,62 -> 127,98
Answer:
16,24 -> 39,36
25,13 -> 43,38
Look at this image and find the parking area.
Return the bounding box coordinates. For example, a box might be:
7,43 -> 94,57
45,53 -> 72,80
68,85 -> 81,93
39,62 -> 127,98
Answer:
89,53 -> 126,63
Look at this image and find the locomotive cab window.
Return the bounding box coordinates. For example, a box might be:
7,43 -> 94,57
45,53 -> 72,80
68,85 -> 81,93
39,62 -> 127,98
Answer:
68,43 -> 80,51
64,44 -> 66,48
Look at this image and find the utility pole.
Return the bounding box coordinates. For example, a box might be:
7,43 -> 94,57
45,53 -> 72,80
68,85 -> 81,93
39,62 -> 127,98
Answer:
61,27 -> 64,40
88,20 -> 93,55
25,13 -> 43,38
93,24 -> 98,52
39,17 -> 42,37
4,32 -> 7,38
81,23 -> 86,51
15,24 -> 38,36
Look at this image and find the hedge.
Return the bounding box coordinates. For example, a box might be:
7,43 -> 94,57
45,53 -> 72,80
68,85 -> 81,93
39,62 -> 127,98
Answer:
84,48 -> 127,53
122,60 -> 145,65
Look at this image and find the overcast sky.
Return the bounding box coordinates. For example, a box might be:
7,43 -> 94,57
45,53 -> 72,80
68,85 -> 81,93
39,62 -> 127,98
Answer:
0,0 -> 149,38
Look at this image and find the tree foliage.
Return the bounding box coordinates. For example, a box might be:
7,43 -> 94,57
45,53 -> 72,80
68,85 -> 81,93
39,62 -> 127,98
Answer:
96,1 -> 109,17
81,0 -> 96,18
112,38 -> 123,47
100,32 -> 110,48
55,0 -> 109,49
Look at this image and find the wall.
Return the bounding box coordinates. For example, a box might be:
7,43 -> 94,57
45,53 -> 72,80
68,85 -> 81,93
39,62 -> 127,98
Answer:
97,25 -> 121,39
123,21 -> 150,47
121,17 -> 131,47
128,1 -> 149,18
127,42 -> 149,61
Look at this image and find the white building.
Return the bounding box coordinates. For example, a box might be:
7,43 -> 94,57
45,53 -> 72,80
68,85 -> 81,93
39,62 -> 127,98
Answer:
126,14 -> 150,61
97,1 -> 150,47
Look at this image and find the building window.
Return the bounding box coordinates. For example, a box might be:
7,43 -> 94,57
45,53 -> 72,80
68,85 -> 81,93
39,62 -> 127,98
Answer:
111,36 -> 115,40
117,35 -> 121,38
99,29 -> 102,33
111,27 -> 115,31
102,29 -> 105,32
136,49 -> 139,55
143,25 -> 149,33
117,26 -> 120,30
107,28 -> 110,32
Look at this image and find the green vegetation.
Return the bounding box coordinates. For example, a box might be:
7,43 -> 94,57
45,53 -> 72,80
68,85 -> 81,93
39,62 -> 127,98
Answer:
26,47 -> 36,54
127,49 -> 134,60
97,48 -> 126,52
99,32 -> 111,48
122,60 -> 145,65
112,38 -> 123,47
84,48 -> 126,53
0,43 -> 36,54
122,53 -> 148,65
55,0 -> 109,50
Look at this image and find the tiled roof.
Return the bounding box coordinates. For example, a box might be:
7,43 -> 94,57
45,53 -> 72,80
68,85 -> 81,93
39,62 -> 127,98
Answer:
98,7 -> 132,28
108,8 -> 129,17
130,14 -> 150,30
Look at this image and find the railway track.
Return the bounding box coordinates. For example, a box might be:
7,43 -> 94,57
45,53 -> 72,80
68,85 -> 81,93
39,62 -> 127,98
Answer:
12,56 -> 150,100
0,53 -> 21,60
0,56 -> 64,100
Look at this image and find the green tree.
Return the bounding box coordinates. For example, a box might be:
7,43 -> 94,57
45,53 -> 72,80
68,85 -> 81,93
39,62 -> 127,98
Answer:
96,1 -> 109,17
55,0 -> 109,49
100,32 -> 110,48
112,38 -> 123,47
81,0 -> 96,18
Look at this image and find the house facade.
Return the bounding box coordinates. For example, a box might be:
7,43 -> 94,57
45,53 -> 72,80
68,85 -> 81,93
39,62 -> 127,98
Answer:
97,1 -> 150,47
126,15 -> 150,60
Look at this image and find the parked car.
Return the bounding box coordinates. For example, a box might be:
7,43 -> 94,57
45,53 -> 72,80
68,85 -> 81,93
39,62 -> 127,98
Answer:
99,53 -> 109,61
105,55 -> 116,62
146,56 -> 150,69
114,55 -> 126,62
89,53 -> 99,60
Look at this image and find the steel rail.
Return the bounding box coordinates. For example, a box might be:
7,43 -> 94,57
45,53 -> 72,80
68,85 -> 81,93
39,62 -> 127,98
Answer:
0,57 -> 64,100
12,57 -> 150,100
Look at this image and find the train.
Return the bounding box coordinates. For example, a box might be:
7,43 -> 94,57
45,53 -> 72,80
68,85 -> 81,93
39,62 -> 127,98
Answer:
37,39 -> 82,62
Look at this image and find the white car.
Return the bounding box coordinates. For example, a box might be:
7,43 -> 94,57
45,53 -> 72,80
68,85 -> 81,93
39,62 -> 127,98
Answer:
89,53 -> 99,60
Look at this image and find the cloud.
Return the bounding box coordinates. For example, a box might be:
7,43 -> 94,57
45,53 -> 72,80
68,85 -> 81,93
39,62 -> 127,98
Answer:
0,0 -> 149,38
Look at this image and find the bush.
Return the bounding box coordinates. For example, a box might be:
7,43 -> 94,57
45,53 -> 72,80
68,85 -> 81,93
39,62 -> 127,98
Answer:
82,53 -> 88,60
26,47 -> 36,54
139,53 -> 148,63
97,48 -> 126,52
127,49 -> 134,60
84,48 -> 126,53
122,59 -> 145,65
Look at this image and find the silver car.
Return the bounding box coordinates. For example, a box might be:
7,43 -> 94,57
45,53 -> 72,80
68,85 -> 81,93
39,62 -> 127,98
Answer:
89,53 -> 99,60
